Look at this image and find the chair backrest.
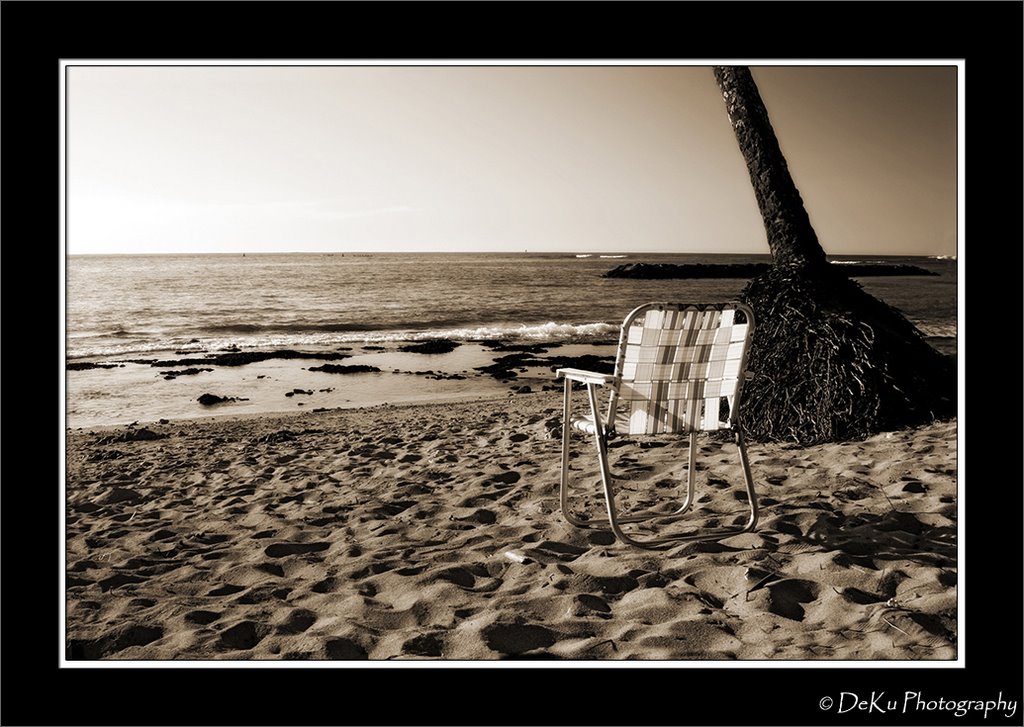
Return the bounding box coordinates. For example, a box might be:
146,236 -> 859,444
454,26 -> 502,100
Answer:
607,302 -> 755,435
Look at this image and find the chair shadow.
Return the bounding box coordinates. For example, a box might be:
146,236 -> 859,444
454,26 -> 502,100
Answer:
801,508 -> 956,569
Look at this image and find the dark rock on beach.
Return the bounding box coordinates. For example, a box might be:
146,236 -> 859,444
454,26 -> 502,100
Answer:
603,262 -> 937,279
476,353 -> 614,380
198,393 -> 239,406
150,349 -> 354,368
162,367 -> 213,380
400,370 -> 467,380
307,364 -> 382,375
604,262 -> 767,279
67,361 -> 123,371
397,339 -> 461,354
477,341 -> 555,354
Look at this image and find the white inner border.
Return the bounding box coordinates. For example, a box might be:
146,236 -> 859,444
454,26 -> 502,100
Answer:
59,58 -> 966,669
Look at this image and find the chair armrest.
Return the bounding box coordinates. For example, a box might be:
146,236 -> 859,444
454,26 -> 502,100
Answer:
556,368 -> 617,386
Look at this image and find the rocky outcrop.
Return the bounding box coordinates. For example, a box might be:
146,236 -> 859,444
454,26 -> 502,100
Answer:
307,364 -> 381,374
397,339 -> 461,354
67,362 -> 123,371
197,393 -> 246,406
162,367 -> 213,380
602,262 -> 936,279
148,350 -> 354,368
475,353 -> 614,380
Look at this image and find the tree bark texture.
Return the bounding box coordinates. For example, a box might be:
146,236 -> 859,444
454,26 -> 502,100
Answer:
711,65 -> 955,444
713,66 -> 828,270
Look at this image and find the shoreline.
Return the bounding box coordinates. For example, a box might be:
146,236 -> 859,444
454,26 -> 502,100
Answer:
65,391 -> 957,661
64,341 -> 617,430
65,337 -> 956,431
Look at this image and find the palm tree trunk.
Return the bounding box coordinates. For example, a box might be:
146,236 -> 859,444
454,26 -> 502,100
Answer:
713,66 -> 828,270
709,66 -> 954,444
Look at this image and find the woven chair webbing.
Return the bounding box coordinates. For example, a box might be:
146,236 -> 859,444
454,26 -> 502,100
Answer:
614,307 -> 749,435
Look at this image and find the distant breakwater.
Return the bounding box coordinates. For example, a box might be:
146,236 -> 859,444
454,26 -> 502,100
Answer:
602,262 -> 938,279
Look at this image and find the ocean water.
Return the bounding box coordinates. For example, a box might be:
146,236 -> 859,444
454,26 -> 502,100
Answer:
67,252 -> 957,359
65,252 -> 957,428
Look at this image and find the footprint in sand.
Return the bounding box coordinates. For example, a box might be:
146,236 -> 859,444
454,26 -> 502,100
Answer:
434,564 -> 502,592
67,623 -> 164,660
586,531 -> 616,546
263,542 -> 330,558
402,633 -> 444,657
256,562 -> 285,577
488,471 -> 521,485
676,540 -> 740,556
573,594 -> 612,618
638,572 -> 671,588
276,609 -> 317,634
184,610 -> 221,625
394,565 -> 427,576
372,500 -> 416,517
840,587 -> 883,605
762,579 -> 820,621
524,540 -> 587,563
99,573 -> 147,592
583,574 -> 640,596
235,585 -> 280,604
325,638 -> 368,660
311,577 -> 337,593
350,561 -> 399,579
218,621 -> 270,650
481,623 -> 557,656
832,552 -> 878,570
452,508 -> 497,525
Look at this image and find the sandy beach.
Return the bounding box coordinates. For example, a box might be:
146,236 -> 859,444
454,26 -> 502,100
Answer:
65,391 -> 957,661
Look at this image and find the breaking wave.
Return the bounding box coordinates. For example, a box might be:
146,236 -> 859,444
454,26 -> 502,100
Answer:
913,321 -> 958,338
66,321 -> 620,360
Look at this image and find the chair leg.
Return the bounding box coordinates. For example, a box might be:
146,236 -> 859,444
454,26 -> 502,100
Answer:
735,429 -> 759,531
559,378 -> 590,528
599,428 -> 759,550
560,384 -> 701,529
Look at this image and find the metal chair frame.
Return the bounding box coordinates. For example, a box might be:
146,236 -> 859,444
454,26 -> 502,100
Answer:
557,302 -> 758,549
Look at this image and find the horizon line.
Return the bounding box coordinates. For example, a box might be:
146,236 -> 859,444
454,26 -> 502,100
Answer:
66,249 -> 953,258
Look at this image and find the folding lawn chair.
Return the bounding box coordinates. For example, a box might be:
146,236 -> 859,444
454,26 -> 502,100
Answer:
556,302 -> 758,549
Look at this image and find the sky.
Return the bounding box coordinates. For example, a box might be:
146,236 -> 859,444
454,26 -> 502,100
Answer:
65,63 -> 958,257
